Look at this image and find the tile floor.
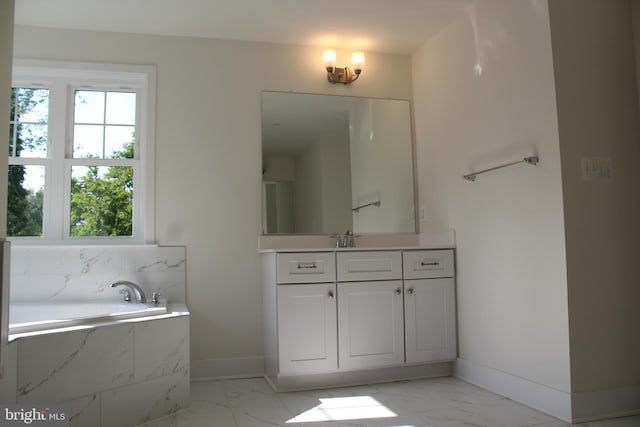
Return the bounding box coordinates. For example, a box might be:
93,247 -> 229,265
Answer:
138,377 -> 640,427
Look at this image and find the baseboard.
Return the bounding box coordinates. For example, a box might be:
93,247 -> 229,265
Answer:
268,362 -> 453,392
454,358 -> 572,422
571,384 -> 640,423
191,356 -> 265,381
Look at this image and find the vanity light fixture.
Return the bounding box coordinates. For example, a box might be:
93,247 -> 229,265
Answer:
323,49 -> 365,84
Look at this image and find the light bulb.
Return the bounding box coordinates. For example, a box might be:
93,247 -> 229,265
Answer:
351,51 -> 365,73
323,49 -> 336,71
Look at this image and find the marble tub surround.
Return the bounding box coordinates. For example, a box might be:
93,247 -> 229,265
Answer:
10,245 -> 186,303
4,244 -> 190,426
258,230 -> 455,251
14,313 -> 190,427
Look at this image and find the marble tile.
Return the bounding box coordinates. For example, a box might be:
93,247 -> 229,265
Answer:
120,246 -> 186,273
141,408 -> 237,427
101,370 -> 190,427
230,397 -> 295,427
10,245 -> 187,304
189,379 -> 229,410
134,316 -> 189,382
17,324 -> 134,403
135,377 -> 640,427
9,274 -> 70,301
222,377 -> 276,405
584,417 -> 640,427
64,393 -> 100,427
0,340 -> 17,403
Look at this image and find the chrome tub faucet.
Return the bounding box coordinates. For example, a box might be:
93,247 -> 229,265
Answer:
111,280 -> 147,303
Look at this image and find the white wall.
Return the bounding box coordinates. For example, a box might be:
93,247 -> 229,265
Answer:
634,1 -> 640,107
262,156 -> 295,182
0,0 -> 14,386
412,0 -> 571,412
12,25 -> 413,370
549,0 -> 640,416
0,1 -> 13,238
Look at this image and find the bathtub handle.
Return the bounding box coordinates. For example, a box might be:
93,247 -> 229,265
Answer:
119,289 -> 132,302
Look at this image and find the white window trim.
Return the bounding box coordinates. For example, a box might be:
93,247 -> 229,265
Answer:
9,59 -> 156,245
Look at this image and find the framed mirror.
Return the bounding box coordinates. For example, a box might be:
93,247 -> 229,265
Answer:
261,91 -> 415,235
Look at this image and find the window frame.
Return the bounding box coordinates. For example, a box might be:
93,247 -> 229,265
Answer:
9,59 -> 156,245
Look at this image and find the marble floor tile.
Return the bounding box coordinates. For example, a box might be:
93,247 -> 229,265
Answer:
137,377 -> 640,427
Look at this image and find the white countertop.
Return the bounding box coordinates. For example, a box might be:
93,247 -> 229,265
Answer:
258,230 -> 455,253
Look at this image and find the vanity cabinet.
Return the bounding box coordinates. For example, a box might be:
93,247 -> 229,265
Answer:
270,252 -> 337,375
336,251 -> 405,370
262,247 -> 456,391
403,250 -> 457,363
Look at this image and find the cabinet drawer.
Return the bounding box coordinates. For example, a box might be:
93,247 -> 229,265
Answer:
337,251 -> 402,282
277,252 -> 335,284
403,249 -> 454,279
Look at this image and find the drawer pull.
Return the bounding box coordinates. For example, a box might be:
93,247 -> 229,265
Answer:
407,288 -> 414,295
395,288 -> 402,295
420,261 -> 440,266
297,263 -> 318,269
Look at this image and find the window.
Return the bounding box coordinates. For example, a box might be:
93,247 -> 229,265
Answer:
8,60 -> 156,244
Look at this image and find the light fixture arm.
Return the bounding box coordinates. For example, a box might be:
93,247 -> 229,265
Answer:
326,66 -> 361,84
323,49 -> 364,84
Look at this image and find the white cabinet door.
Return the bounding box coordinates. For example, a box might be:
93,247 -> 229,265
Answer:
277,283 -> 337,374
404,278 -> 457,363
338,280 -> 404,370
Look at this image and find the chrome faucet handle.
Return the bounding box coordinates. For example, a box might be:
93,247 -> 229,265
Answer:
110,280 -> 147,304
119,289 -> 132,302
152,291 -> 161,305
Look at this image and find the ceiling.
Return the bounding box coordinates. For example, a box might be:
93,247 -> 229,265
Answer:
14,0 -> 470,55
14,0 -> 470,158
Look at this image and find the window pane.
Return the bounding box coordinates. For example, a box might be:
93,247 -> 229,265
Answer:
70,165 -> 133,237
17,123 -> 48,158
105,126 -> 135,159
73,90 -> 136,159
74,91 -> 105,124
13,88 -> 49,123
106,92 -> 136,125
7,165 -> 44,237
10,88 -> 49,158
73,124 -> 104,158
9,124 -> 15,157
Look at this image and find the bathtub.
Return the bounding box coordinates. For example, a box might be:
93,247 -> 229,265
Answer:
8,300 -> 171,339
6,300 -> 190,426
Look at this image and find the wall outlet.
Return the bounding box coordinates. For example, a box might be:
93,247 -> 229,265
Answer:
581,157 -> 613,182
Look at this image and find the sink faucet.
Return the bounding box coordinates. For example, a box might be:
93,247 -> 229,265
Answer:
111,280 -> 147,303
336,230 -> 356,248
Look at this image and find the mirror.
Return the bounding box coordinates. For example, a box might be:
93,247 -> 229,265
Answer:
261,91 -> 415,235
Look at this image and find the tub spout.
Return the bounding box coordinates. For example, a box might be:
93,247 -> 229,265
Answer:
111,280 -> 147,304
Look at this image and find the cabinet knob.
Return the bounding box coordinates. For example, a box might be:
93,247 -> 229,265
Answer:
395,288 -> 402,295
328,291 -> 334,299
407,288 -> 414,295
